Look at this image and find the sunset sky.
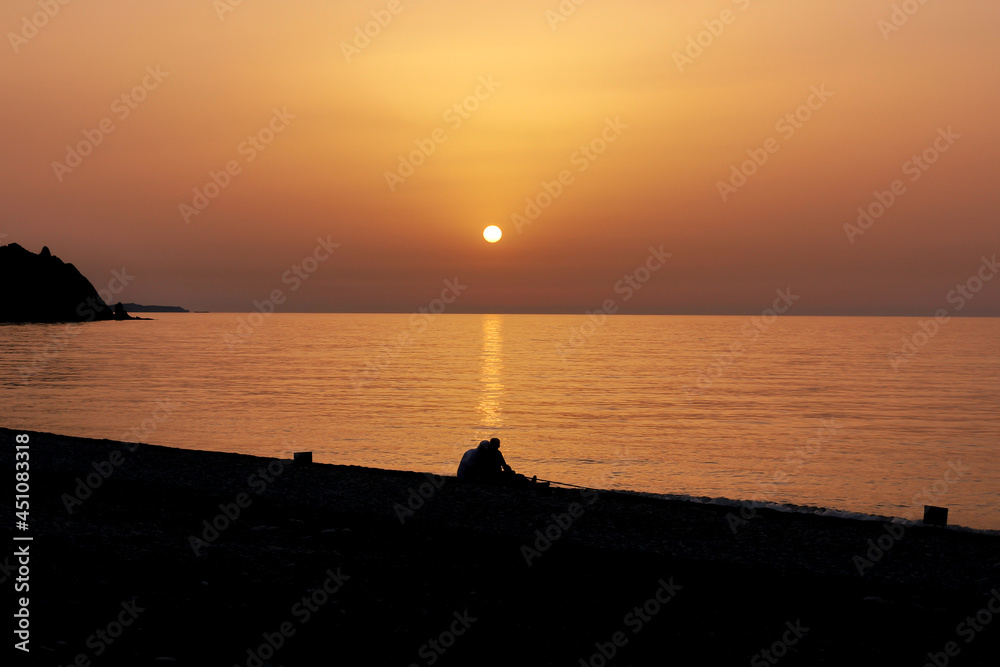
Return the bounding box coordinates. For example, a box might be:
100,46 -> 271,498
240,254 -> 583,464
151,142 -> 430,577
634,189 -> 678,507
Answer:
2,0 -> 998,315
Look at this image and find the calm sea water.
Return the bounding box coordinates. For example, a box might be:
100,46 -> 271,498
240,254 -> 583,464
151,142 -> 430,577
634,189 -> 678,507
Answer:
2,313 -> 998,529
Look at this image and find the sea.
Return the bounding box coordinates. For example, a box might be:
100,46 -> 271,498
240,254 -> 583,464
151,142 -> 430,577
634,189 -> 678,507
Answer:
2,313 -> 998,530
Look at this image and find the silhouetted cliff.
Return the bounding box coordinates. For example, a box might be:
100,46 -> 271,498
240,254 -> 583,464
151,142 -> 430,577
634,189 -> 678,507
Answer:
0,243 -> 133,323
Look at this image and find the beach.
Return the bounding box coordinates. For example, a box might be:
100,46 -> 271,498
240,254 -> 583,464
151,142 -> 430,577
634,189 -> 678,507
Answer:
5,427 -> 999,666
6,3 -> 1000,665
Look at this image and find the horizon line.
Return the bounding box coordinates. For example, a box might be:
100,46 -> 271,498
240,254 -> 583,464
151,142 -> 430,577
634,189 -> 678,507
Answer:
157,310 -> 1000,318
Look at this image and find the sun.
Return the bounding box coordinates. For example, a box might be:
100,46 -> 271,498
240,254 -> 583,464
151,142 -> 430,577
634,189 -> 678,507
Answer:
483,225 -> 502,243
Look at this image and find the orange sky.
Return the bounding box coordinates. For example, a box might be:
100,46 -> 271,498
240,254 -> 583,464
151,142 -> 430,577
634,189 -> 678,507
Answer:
2,0 -> 998,314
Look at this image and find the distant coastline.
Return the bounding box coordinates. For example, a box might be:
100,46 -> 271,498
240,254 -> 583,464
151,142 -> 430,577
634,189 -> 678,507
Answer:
122,303 -> 189,313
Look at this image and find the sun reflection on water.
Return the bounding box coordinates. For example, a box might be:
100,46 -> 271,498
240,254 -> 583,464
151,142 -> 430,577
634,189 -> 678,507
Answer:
477,315 -> 504,428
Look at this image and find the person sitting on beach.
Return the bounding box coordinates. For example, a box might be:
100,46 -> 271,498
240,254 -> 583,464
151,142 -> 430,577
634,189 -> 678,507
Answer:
458,438 -> 544,487
457,440 -> 491,481
478,437 -> 528,485
486,437 -> 515,478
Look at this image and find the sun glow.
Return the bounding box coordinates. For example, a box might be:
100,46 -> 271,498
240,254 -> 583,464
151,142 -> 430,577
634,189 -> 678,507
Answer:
483,226 -> 502,243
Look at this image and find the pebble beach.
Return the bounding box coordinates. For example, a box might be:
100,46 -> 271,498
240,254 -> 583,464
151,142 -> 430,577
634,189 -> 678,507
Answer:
5,427 -> 1000,666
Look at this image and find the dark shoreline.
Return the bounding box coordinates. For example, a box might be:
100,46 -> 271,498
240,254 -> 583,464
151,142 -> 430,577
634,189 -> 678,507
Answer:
4,427 -> 999,666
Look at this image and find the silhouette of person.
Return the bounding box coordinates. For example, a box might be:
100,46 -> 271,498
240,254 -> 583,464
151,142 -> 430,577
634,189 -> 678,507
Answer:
459,438 -> 544,487
457,440 -> 491,481
487,437 -> 514,478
